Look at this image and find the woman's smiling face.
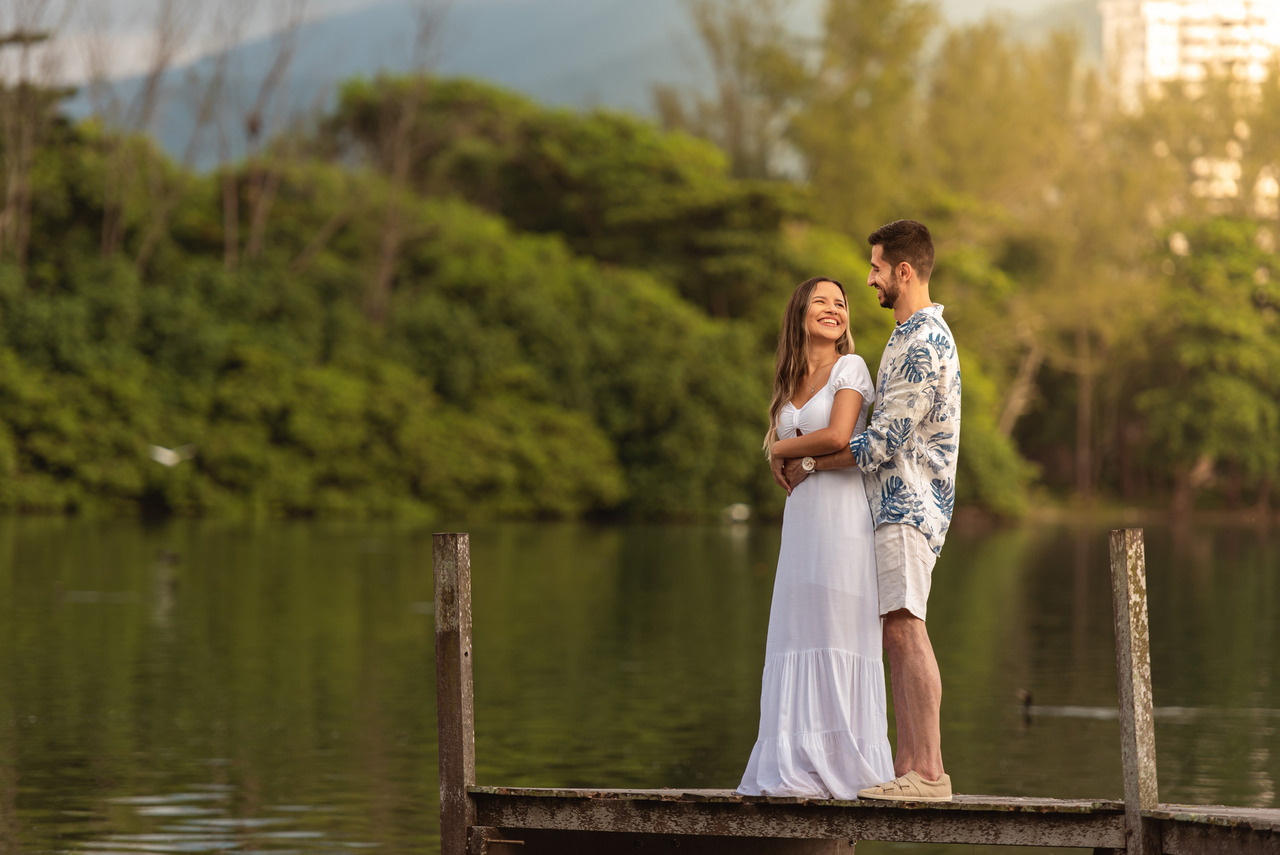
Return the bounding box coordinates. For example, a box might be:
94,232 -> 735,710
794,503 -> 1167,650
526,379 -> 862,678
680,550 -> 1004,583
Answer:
805,279 -> 848,344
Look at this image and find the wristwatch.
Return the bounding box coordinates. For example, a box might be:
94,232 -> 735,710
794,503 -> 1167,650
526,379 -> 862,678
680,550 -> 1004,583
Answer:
801,457 -> 817,473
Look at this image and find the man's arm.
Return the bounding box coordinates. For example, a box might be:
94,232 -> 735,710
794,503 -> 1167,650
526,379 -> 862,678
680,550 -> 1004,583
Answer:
783,335 -> 945,489
781,446 -> 857,491
850,340 -> 942,473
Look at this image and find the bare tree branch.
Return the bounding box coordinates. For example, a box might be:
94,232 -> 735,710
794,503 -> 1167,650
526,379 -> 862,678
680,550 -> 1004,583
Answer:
998,338 -> 1045,438
366,0 -> 450,324
0,0 -> 78,270
290,204 -> 355,275
656,0 -> 796,179
135,0 -> 248,273
99,0 -> 201,259
244,0 -> 306,150
125,0 -> 201,133
243,0 -> 307,262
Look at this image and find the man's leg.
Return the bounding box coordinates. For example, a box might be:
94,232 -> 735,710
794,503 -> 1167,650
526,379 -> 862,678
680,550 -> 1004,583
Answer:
860,525 -> 950,800
883,609 -> 944,781
886,647 -> 914,776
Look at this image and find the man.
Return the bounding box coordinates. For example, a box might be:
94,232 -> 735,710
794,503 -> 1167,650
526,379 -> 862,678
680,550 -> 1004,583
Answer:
782,219 -> 960,802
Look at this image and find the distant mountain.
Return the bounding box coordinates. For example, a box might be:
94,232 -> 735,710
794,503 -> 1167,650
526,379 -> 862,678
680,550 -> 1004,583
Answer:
62,0 -> 732,168
431,0 -> 730,110
62,0 -> 1100,170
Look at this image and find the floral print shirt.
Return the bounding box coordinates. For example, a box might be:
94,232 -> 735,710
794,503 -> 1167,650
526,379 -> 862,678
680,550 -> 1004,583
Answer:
850,304 -> 961,555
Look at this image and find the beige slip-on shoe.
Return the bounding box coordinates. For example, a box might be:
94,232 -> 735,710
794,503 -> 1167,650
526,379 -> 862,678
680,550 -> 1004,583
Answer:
857,770 -> 953,802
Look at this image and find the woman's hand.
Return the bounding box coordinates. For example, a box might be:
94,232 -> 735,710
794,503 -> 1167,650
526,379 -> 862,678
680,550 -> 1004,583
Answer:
770,454 -> 791,494
783,458 -> 810,491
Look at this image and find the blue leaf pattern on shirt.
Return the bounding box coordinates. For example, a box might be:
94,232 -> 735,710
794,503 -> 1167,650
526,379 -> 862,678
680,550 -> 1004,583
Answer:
855,307 -> 961,556
900,344 -> 934,384
885,418 -> 913,455
851,437 -> 872,468
899,315 -> 927,337
881,476 -> 925,525
928,397 -> 949,422
931,478 -> 955,518
926,431 -> 957,470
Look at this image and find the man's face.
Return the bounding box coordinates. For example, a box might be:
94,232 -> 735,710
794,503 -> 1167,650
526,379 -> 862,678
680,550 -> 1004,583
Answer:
868,245 -> 901,309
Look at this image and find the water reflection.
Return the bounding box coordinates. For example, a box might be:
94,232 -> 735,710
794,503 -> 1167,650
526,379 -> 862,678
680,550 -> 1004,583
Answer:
74,786 -> 355,853
1,518 -> 1277,855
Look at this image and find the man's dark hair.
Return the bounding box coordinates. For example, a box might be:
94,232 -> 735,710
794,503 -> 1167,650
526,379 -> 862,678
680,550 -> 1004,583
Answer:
868,219 -> 934,282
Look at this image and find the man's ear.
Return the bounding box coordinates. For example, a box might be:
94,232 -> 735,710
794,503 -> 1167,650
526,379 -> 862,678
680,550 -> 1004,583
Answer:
897,261 -> 914,283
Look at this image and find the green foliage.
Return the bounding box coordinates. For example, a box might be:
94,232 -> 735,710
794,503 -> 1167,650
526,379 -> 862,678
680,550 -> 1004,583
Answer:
33,12 -> 1214,521
786,0 -> 939,235
385,199 -> 771,517
0,119 -> 783,519
653,0 -> 800,180
923,24 -> 1086,213
1130,218 -> 1280,505
657,0 -> 938,235
953,352 -> 1036,517
318,76 -> 803,318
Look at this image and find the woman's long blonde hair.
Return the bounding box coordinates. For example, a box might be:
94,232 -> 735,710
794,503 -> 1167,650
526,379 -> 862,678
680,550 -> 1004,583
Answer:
764,277 -> 854,458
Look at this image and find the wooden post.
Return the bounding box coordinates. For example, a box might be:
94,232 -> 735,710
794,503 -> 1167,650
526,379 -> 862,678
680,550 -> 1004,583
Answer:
1108,529 -> 1160,855
436,533 -> 478,855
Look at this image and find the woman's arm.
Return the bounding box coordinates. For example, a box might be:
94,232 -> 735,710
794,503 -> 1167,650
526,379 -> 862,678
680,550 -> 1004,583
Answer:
770,389 -> 863,459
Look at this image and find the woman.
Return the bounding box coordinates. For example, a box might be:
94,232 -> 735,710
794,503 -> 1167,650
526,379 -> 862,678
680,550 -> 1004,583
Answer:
737,276 -> 894,799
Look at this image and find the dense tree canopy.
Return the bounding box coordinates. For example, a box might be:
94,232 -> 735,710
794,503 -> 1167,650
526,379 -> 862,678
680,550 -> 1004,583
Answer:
3,0 -> 1277,519
0,122 -> 777,517
658,0 -> 1280,514
315,77 -> 803,320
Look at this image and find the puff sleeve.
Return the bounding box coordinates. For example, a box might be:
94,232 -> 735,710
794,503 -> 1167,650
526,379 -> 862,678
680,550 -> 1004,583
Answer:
829,354 -> 875,405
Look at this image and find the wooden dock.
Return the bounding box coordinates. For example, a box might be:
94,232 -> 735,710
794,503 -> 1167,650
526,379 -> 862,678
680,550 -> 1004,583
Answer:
434,530 -> 1280,854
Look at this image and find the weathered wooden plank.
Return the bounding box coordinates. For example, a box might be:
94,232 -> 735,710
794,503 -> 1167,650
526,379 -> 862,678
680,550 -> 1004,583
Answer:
1158,819 -> 1280,855
1110,528 -> 1161,855
472,791 -> 1127,848
1151,803 -> 1280,833
435,533 -> 477,855
471,786 -> 1123,814
485,829 -> 851,854
471,787 -> 1280,851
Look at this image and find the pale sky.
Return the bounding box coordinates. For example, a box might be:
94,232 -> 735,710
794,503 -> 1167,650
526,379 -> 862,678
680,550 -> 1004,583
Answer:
1,0 -> 377,82
2,0 -> 1073,84
939,0 -> 1070,23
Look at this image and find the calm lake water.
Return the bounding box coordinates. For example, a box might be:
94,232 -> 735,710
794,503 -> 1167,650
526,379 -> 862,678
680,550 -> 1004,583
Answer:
2,516 -> 1277,854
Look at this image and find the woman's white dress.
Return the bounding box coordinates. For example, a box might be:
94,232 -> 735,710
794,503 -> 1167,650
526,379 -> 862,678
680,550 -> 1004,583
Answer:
737,353 -> 894,799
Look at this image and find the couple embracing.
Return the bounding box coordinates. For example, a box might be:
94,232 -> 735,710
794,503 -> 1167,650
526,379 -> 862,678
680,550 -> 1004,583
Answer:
737,219 -> 960,803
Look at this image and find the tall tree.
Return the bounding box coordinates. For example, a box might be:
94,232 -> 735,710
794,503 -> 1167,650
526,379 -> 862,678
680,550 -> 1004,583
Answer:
784,0 -> 936,236
918,22 -> 1171,501
1131,218 -> 1280,513
654,0 -> 800,179
0,20 -> 70,271
363,0 -> 448,325
85,0 -> 200,259
660,0 -> 935,235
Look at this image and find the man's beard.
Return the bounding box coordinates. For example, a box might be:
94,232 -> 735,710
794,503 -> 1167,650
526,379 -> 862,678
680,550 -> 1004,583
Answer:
879,272 -> 900,307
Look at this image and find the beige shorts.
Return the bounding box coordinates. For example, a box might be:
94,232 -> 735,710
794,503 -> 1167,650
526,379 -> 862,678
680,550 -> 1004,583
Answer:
874,523 -> 937,620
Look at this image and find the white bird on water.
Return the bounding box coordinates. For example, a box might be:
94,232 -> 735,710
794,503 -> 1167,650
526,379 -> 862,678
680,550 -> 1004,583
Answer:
148,444 -> 197,466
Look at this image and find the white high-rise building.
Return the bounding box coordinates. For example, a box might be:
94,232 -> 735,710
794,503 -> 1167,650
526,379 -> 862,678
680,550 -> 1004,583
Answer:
1099,0 -> 1280,108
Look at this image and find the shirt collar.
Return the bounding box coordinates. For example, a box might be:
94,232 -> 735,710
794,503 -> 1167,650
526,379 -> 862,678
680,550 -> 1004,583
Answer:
895,303 -> 944,326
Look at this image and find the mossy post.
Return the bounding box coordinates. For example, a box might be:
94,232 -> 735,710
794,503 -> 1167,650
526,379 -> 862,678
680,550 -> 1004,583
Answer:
1109,528 -> 1160,855
435,533 -> 477,855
